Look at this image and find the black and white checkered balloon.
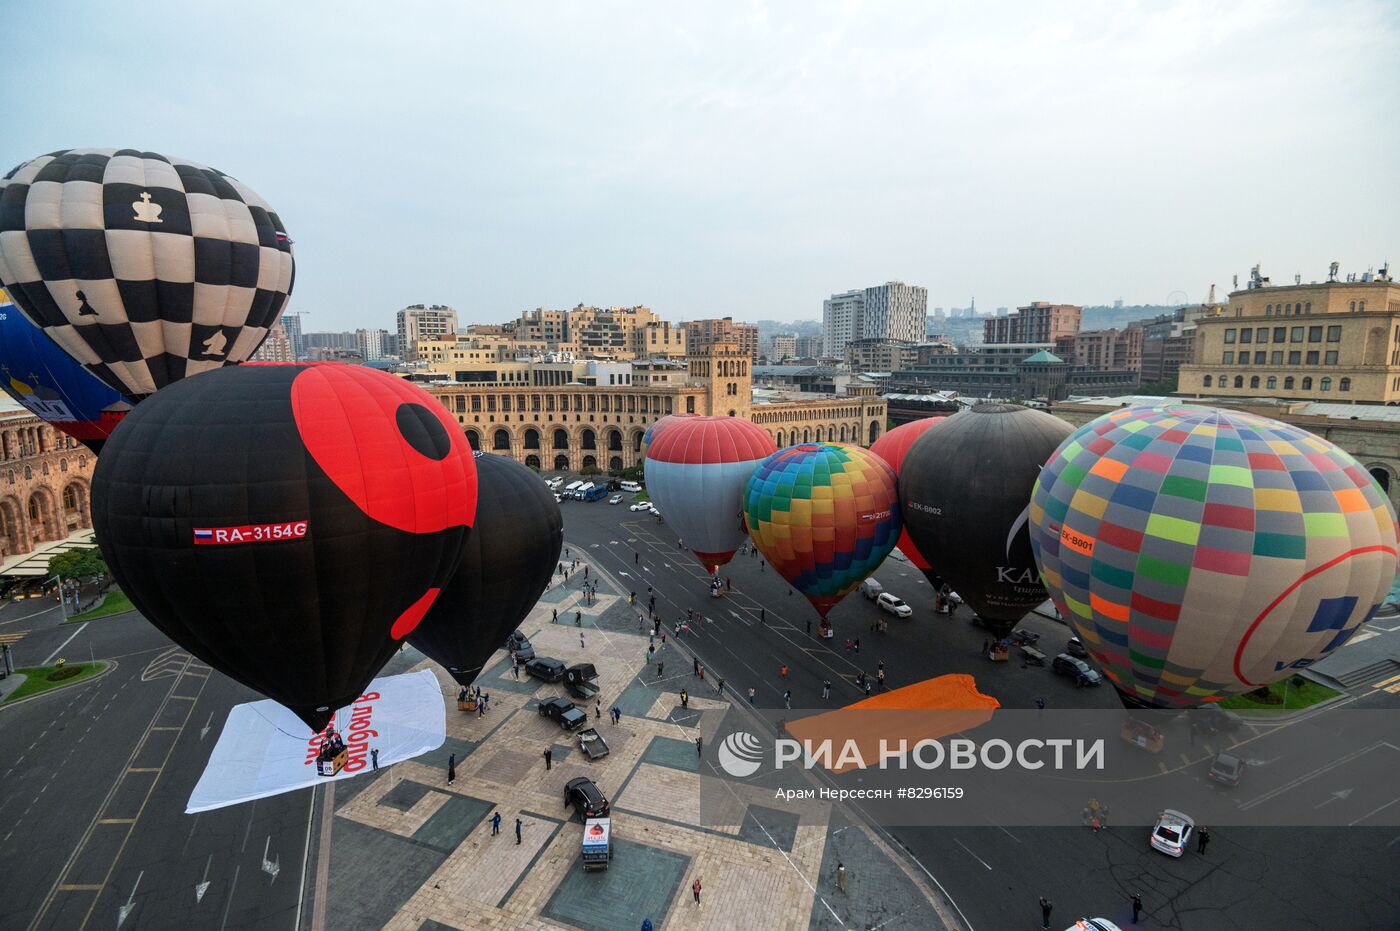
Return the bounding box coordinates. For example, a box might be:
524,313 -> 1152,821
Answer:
0,149 -> 295,401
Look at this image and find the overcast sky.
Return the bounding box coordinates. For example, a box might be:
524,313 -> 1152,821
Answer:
7,1 -> 1398,330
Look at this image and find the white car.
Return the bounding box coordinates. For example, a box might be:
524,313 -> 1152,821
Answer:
1064,920 -> 1123,931
648,504 -> 660,515
608,495 -> 623,505
629,502 -> 651,512
1150,809 -> 1194,858
876,592 -> 912,617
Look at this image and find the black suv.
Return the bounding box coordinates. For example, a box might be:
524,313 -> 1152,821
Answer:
505,630 -> 535,662
525,657 -> 566,682
564,777 -> 610,818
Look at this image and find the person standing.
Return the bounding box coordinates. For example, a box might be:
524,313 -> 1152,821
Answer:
657,661 -> 665,677
760,607 -> 766,624
725,577 -> 731,591
491,811 -> 502,835
580,631 -> 586,649
680,689 -> 688,709
783,689 -> 791,709
821,680 -> 831,699
515,817 -> 522,845
552,607 -> 558,623
371,747 -> 379,770
1039,896 -> 1053,929
595,701 -> 602,719
696,735 -> 703,755
835,863 -> 848,893
575,610 -> 582,626
447,753 -> 456,785
544,747 -> 552,771
635,552 -> 639,564
694,657 -> 700,676
747,686 -> 756,704
1131,892 -> 1143,923
558,562 -> 563,575
1197,826 -> 1210,855
691,877 -> 702,907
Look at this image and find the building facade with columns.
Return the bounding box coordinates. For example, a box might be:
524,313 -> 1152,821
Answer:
421,341 -> 886,472
0,405 -> 96,559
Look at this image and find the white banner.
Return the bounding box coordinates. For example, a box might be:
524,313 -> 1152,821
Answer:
186,668 -> 446,813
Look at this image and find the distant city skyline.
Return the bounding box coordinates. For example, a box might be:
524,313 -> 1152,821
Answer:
7,2 -> 1396,330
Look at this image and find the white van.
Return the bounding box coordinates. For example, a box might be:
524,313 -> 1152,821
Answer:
860,578 -> 883,600
565,480 -> 584,492
620,481 -> 642,493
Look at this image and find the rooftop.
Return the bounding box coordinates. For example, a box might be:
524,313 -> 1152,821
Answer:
1022,350 -> 1065,364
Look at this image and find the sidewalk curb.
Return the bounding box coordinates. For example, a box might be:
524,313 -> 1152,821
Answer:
0,658 -> 117,712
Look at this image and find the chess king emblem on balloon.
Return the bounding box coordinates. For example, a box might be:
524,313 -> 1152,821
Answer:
92,363 -> 477,731
0,149 -> 295,401
743,443 -> 901,618
1029,404 -> 1398,708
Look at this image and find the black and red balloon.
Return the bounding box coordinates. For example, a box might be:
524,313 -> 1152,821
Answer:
91,362 -> 477,731
408,452 -> 563,685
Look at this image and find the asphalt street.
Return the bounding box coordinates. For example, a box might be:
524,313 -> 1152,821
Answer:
0,601 -> 314,931
559,482 -> 1400,931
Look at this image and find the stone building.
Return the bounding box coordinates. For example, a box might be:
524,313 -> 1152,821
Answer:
0,404 -> 95,559
683,317 -> 759,362
984,301 -> 1082,345
421,341 -> 886,472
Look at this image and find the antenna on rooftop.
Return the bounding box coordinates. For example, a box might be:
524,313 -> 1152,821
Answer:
1328,261 -> 1340,282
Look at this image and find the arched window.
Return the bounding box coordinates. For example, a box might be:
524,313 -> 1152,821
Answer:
1340,377 -> 1351,392
1284,376 -> 1295,389
1266,376 -> 1277,389
869,421 -> 880,444
816,427 -> 824,442
24,466 -> 31,480
60,459 -> 68,472
1203,375 -> 1212,387
28,498 -> 38,521
776,431 -> 785,446
1249,376 -> 1260,389
524,429 -> 540,449
1320,377 -> 1332,391
63,486 -> 77,510
802,429 -> 811,443
1234,376 -> 1244,389
1302,377 -> 1313,390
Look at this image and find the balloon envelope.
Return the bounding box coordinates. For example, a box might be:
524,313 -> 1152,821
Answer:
408,453 -> 563,685
869,417 -> 945,582
645,415 -> 776,570
1030,404 -> 1398,708
0,288 -> 127,452
899,403 -> 1073,636
744,443 -> 901,618
641,412 -> 698,460
92,363 -> 476,731
0,149 -> 295,401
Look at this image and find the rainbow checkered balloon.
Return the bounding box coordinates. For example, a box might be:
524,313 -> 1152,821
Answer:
1030,404 -> 1398,708
743,443 -> 901,618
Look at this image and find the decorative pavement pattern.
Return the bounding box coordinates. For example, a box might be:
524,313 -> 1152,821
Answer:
323,553 -> 952,931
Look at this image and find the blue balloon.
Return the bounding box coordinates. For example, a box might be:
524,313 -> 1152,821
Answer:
0,291 -> 128,452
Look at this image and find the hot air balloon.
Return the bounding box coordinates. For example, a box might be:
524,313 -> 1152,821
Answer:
408,452 -> 562,685
869,417 -> 945,585
0,288 -> 128,452
645,415 -> 776,571
0,149 -> 295,401
92,363 -> 476,731
899,403 -> 1073,637
1029,404 -> 1398,708
641,413 -> 698,461
744,443 -> 901,618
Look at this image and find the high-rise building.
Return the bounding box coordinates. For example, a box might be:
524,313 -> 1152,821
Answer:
845,338 -> 917,372
769,335 -> 797,361
280,313 -> 305,359
303,331 -> 358,351
794,335 -> 823,359
1178,264 -> 1400,402
984,301 -> 1082,344
1055,326 -> 1142,374
823,282 -> 927,358
683,317 -> 759,362
355,328 -> 388,362
397,304 -> 459,360
251,322 -> 294,362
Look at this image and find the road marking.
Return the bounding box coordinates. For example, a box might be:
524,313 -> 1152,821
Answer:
97,818 -> 136,825
220,864 -> 242,931
1241,742 -> 1398,811
1372,672 -> 1400,690
116,871 -> 141,929
953,839 -> 992,870
42,621 -> 88,665
1349,796 -> 1400,826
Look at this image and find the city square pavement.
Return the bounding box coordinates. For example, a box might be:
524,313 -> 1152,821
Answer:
319,553 -> 954,931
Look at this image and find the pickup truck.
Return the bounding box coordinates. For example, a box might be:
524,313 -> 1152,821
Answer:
564,663 -> 600,700
538,696 -> 588,731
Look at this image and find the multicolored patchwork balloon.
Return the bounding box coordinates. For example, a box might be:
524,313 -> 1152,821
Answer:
645,415 -> 776,571
743,443 -> 901,618
1030,404 -> 1398,708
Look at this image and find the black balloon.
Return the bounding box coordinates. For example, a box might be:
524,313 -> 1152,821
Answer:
92,363 -> 478,731
899,403 -> 1073,637
408,453 -> 563,685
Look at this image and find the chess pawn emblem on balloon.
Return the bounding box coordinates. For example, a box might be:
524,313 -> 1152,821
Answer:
92,363 -> 478,731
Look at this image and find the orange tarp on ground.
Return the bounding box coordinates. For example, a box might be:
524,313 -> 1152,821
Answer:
783,674 -> 1000,773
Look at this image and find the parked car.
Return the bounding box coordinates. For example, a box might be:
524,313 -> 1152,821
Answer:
525,656 -> 567,682
1063,920 -> 1123,931
620,481 -> 642,493
629,502 -> 651,512
606,479 -> 622,491
1150,809 -> 1194,858
505,629 -> 535,662
876,592 -> 913,617
1065,636 -> 1089,658
538,696 -> 588,731
608,494 -> 623,505
1051,653 -> 1102,686
860,578 -> 884,600
1208,752 -> 1244,787
564,776 -> 611,819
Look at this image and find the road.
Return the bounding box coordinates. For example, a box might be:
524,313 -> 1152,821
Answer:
0,601 -> 314,931
561,485 -> 1400,931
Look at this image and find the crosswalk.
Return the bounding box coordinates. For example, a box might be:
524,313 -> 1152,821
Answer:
1371,672 -> 1400,695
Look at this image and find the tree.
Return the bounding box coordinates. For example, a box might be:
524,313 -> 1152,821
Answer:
48,547 -> 107,583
